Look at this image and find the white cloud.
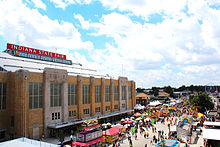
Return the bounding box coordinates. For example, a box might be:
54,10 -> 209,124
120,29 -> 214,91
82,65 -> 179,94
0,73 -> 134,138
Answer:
99,0 -> 188,19
75,1 -> 220,87
1,0 -> 220,88
31,0 -> 46,10
50,0 -> 91,9
50,0 -> 69,9
74,14 -> 90,30
0,0 -> 93,53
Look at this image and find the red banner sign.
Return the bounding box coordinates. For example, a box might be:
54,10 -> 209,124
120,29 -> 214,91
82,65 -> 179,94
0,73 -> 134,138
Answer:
7,43 -> 66,60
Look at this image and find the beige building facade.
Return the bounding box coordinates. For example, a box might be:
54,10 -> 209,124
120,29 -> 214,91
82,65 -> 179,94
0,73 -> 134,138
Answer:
0,64 -> 136,140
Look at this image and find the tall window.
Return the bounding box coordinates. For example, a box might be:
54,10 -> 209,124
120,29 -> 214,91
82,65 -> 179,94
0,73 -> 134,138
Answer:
128,86 -> 132,100
114,86 -> 118,101
122,86 -> 126,100
83,85 -> 90,104
0,83 -> 6,110
105,85 -> 110,102
68,84 -> 77,105
95,85 -> 101,103
50,84 -> 62,107
29,83 -> 42,109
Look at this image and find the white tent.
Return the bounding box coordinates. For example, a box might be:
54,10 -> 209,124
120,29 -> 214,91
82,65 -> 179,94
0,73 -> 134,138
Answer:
0,137 -> 59,147
203,128 -> 220,140
148,101 -> 162,106
134,104 -> 145,110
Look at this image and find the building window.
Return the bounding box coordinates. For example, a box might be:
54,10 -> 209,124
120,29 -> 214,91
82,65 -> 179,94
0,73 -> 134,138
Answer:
114,86 -> 118,101
69,110 -> 76,118
114,105 -> 118,110
122,86 -> 126,100
0,83 -> 6,110
52,112 -> 61,120
95,85 -> 101,103
58,112 -> 60,119
50,84 -> 62,107
105,85 -> 110,102
52,113 -> 54,120
122,104 -> 125,108
83,85 -> 90,104
106,106 -> 110,111
128,86 -> 132,100
69,111 -> 71,117
83,109 -> 89,114
68,84 -> 77,106
95,107 -> 101,113
29,83 -> 42,109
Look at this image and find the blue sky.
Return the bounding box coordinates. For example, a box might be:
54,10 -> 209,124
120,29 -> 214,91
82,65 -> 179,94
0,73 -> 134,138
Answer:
0,0 -> 220,88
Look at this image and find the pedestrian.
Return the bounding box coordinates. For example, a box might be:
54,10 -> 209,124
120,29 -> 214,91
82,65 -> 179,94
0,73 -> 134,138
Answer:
135,133 -> 137,140
162,130 -> 164,135
144,131 -> 146,138
129,139 -> 133,146
147,132 -> 149,138
118,141 -> 120,147
145,144 -> 148,147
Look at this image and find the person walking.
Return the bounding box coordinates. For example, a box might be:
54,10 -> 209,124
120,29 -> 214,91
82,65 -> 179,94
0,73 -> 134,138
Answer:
135,133 -> 137,140
147,132 -> 149,138
144,131 -> 146,138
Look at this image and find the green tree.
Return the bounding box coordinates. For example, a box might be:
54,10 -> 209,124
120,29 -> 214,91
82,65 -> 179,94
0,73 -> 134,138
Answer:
164,85 -> 174,97
152,87 -> 159,96
189,92 -> 214,113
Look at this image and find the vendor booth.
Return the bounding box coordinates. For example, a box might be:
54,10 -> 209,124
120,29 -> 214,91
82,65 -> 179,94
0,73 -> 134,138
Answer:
72,120 -> 105,147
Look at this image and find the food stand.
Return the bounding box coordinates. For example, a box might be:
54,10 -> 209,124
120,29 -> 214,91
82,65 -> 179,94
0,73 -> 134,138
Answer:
72,120 -> 105,147
102,126 -> 124,144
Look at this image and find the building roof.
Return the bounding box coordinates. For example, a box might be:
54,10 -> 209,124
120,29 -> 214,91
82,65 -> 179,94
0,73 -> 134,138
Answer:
203,128 -> 220,140
0,52 -> 110,78
136,93 -> 149,99
159,92 -> 169,97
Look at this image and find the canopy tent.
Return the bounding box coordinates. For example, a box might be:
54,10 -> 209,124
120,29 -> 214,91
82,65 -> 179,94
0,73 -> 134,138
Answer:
203,128 -> 220,140
156,139 -> 179,147
72,137 -> 106,147
134,112 -> 142,117
0,137 -> 58,147
148,101 -> 162,107
134,104 -> 145,110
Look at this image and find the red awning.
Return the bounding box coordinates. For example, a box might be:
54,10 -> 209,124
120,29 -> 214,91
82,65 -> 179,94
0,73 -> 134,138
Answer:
79,124 -> 100,129
72,137 -> 106,147
103,127 -> 119,136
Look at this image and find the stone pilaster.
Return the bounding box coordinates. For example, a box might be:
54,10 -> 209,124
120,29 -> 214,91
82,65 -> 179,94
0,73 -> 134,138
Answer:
77,75 -> 82,119
90,77 -> 95,116
110,79 -> 114,112
101,78 -> 105,114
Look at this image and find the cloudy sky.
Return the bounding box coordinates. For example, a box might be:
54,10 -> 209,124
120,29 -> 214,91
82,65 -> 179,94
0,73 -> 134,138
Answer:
0,0 -> 220,88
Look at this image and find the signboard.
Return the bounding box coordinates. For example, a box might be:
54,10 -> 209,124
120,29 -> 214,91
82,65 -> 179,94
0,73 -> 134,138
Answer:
6,43 -> 72,65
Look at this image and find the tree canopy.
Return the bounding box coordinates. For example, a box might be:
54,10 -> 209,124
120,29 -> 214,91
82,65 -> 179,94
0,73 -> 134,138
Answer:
189,92 -> 214,113
163,85 -> 174,97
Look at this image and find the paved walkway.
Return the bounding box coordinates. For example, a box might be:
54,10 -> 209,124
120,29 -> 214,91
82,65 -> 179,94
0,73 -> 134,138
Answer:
110,118 -> 203,147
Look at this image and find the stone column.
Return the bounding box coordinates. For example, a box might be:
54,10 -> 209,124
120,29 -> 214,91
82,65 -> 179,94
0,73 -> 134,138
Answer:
101,78 -> 105,114
132,81 -> 136,108
14,69 -> 29,137
77,75 -> 82,119
110,79 -> 114,112
90,77 -> 95,116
